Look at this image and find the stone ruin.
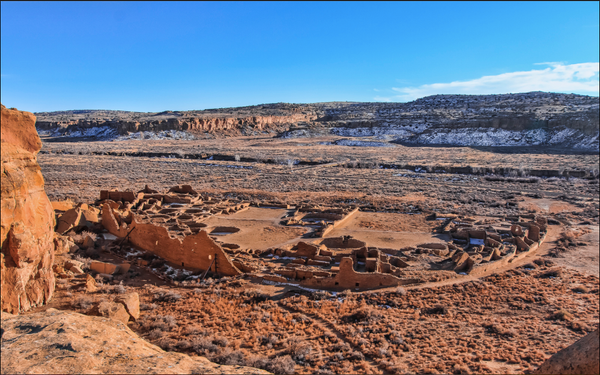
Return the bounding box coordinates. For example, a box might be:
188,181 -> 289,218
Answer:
282,205 -> 359,237
51,185 -> 550,291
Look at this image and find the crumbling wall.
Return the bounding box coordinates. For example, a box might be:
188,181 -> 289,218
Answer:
300,257 -> 419,291
101,208 -> 240,277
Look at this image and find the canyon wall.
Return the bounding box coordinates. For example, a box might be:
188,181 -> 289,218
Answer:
1,105 -> 55,313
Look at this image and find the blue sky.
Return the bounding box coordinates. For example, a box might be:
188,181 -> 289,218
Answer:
1,1 -> 598,112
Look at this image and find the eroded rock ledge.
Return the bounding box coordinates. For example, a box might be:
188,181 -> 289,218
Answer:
1,309 -> 270,374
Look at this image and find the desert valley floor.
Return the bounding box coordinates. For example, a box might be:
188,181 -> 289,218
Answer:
21,136 -> 600,374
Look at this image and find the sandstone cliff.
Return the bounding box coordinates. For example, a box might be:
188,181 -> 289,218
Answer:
1,104 -> 55,313
1,309 -> 271,374
36,103 -> 317,137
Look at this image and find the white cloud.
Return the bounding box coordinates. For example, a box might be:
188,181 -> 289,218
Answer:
386,62 -> 599,102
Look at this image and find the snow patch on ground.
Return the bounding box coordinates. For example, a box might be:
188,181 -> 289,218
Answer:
326,139 -> 394,147
37,127 -> 196,141
115,130 -> 196,141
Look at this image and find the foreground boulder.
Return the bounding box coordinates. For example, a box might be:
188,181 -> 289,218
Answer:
1,105 -> 55,313
1,309 -> 271,374
535,329 -> 599,375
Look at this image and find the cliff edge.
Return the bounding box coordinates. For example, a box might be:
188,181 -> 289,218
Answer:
1,104 -> 56,313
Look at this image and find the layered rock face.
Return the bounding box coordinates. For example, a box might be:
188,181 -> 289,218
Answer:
1,104 -> 55,313
1,309 -> 270,374
35,103 -> 317,136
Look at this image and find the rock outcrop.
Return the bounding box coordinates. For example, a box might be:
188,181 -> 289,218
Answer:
1,309 -> 270,374
534,329 -> 599,375
1,105 -> 55,313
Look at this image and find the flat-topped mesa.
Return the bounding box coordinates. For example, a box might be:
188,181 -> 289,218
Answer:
1,105 -> 56,313
36,112 -> 317,136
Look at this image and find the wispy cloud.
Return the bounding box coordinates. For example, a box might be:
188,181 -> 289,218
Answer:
382,62 -> 599,102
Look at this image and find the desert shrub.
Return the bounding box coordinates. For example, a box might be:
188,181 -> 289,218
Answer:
73,254 -> 93,270
287,338 -> 313,361
147,329 -> 166,340
572,286 -> 588,294
243,290 -> 269,303
176,339 -> 192,350
549,310 -> 573,321
140,303 -> 158,311
425,304 -> 448,315
532,258 -> 545,266
153,290 -> 182,303
568,321 -> 589,332
388,330 -> 404,345
113,284 -> 127,294
292,313 -> 311,323
338,289 -> 353,298
72,295 -> 94,310
376,347 -> 389,358
163,315 -> 177,325
484,324 -> 515,337
192,337 -> 218,353
349,350 -> 365,360
141,315 -> 177,332
213,347 -> 246,366
268,355 -> 296,375
213,335 -> 229,347
245,354 -> 269,369
395,287 -> 407,296
311,290 -> 332,300
156,338 -> 175,351
453,364 -> 471,374
538,269 -> 562,279
342,307 -> 382,323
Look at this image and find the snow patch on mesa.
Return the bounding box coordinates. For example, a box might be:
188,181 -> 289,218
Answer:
402,127 -> 599,150
38,126 -> 118,139
331,139 -> 394,148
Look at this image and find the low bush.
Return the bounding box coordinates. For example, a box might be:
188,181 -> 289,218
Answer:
549,310 -> 573,321
153,290 -> 182,303
268,355 -> 296,375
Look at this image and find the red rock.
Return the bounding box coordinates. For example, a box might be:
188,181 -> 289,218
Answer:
115,292 -> 140,320
1,105 -> 55,313
55,208 -> 82,234
54,234 -> 75,255
83,274 -> 98,293
96,301 -> 130,324
90,261 -> 118,274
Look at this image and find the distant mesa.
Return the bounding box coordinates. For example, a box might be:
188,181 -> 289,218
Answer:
33,92 -> 599,150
